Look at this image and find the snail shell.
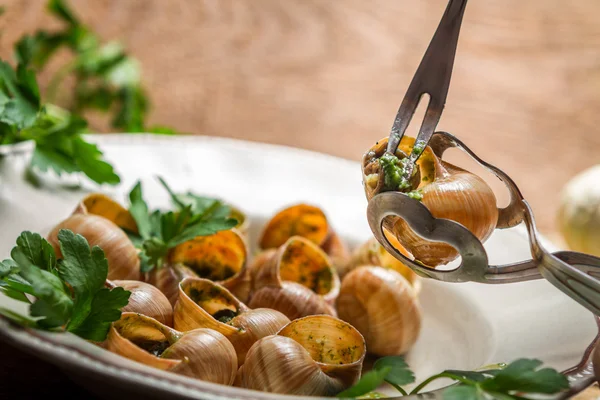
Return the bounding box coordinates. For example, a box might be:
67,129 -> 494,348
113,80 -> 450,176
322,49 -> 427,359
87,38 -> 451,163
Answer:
237,315 -> 366,396
143,263 -> 197,306
169,229 -> 251,302
107,280 -> 173,327
229,205 -> 250,240
248,236 -> 339,319
174,277 -> 290,365
76,193 -> 138,233
362,137 -> 498,267
343,236 -> 421,294
336,266 -> 421,356
48,212 -> 140,281
258,204 -> 349,273
106,312 -> 237,384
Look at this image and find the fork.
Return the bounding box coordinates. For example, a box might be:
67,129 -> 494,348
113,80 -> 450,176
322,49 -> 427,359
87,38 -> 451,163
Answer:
367,0 -> 600,317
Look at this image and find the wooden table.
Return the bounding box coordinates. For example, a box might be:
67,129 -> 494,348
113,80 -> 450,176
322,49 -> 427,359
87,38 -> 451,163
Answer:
1,0 -> 600,398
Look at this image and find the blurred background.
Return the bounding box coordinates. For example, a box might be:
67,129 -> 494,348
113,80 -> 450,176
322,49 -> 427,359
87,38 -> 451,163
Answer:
1,0 -> 600,243
2,2 -> 600,399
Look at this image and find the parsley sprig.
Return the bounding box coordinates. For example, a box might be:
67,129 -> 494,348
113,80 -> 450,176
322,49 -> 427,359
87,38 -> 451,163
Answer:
337,356 -> 569,400
14,0 -> 174,134
0,230 -> 130,341
1,0 -> 183,186
127,178 -> 238,272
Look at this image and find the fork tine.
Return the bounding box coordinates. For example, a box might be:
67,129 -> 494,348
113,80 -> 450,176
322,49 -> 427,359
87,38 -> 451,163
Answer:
386,0 -> 468,156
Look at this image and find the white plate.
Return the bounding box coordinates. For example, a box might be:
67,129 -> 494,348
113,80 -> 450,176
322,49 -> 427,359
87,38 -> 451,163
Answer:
0,134 -> 596,399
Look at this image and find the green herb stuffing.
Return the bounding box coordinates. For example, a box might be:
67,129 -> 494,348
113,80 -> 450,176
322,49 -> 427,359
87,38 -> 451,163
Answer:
127,177 -> 238,272
0,230 -> 130,341
337,357 -> 569,399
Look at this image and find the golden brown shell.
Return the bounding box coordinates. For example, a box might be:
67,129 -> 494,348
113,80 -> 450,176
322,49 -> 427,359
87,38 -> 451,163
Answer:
248,236 -> 339,319
237,315 -> 365,396
258,203 -> 349,272
336,266 -> 421,356
174,277 -> 290,366
169,229 -> 251,302
362,137 -> 498,267
106,312 -> 237,384
48,213 -> 140,281
108,280 -> 173,327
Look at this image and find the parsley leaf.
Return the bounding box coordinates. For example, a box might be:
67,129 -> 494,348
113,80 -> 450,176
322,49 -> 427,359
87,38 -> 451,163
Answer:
442,386 -> 484,400
337,367 -> 392,398
0,59 -> 120,185
479,359 -> 569,395
340,358 -> 568,400
0,230 -> 130,341
374,356 -> 415,388
127,179 -> 238,271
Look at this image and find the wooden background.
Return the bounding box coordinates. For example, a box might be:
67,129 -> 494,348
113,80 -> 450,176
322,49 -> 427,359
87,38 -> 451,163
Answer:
1,0 -> 600,398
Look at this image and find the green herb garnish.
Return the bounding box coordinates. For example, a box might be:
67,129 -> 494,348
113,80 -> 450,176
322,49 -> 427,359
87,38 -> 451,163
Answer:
337,357 -> 569,399
0,55 -> 120,184
127,178 -> 238,272
0,230 -> 130,341
14,0 -> 175,134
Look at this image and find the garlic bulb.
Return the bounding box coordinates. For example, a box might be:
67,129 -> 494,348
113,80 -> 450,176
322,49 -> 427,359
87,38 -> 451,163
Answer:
143,263 -> 197,306
558,165 -> 600,257
106,312 -> 237,384
343,236 -> 421,293
237,315 -> 365,396
362,137 -> 498,267
248,236 -> 339,319
48,213 -> 140,281
259,203 -> 349,273
107,280 -> 173,327
169,229 -> 251,302
174,277 -> 290,365
336,266 -> 421,356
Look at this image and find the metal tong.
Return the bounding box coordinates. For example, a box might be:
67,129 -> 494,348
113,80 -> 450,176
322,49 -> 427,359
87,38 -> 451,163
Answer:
366,0 -> 600,317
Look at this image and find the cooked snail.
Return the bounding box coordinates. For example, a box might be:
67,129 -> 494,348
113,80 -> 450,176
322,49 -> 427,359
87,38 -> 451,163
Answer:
174,277 -> 290,365
248,236 -> 339,319
362,136 -> 498,267
107,280 -> 173,326
143,263 -> 197,306
259,203 -> 349,272
106,312 -> 237,384
169,229 -> 251,302
237,315 -> 366,396
76,193 -> 138,233
48,205 -> 140,281
343,236 -> 421,293
336,266 -> 421,356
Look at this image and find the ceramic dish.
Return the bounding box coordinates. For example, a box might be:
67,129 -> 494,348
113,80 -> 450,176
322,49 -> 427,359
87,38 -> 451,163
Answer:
0,134 -> 597,399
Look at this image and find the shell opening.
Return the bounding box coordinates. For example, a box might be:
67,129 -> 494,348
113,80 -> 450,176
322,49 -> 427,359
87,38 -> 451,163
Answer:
260,204 -> 329,249
279,316 -> 365,366
279,238 -> 334,295
170,230 -> 245,282
113,314 -> 174,358
183,280 -> 240,322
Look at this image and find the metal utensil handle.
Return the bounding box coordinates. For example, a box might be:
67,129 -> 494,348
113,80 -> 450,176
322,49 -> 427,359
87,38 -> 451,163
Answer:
387,0 -> 468,157
522,201 -> 600,316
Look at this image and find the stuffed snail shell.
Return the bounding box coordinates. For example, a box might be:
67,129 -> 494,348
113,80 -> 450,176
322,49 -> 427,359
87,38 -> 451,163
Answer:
259,204 -> 349,273
336,266 -> 421,356
362,136 -> 498,267
237,315 -> 366,396
248,236 -> 339,319
106,312 -> 237,384
48,194 -> 140,281
174,277 -> 290,365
